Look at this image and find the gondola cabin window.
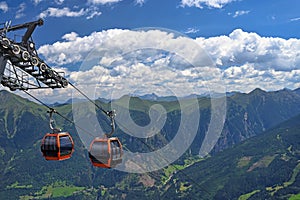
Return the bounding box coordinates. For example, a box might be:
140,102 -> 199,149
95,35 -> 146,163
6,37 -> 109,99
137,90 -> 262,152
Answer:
89,137 -> 123,168
41,132 -> 74,161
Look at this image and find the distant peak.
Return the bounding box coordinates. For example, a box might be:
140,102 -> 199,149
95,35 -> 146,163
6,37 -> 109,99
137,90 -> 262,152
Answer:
275,88 -> 292,93
0,89 -> 10,95
249,88 -> 266,94
0,89 -> 15,99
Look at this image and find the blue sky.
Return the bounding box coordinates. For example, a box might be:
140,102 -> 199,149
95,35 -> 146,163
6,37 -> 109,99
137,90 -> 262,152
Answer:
1,0 -> 300,102
2,0 -> 300,42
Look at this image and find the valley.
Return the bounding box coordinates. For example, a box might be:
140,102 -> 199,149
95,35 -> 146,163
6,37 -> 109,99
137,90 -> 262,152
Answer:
1,88 -> 300,199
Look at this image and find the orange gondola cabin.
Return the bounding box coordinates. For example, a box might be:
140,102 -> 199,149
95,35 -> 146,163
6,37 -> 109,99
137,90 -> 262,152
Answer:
41,132 -> 74,161
89,137 -> 123,168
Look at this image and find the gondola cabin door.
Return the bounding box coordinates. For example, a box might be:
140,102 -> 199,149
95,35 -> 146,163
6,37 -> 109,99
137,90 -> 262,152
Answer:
89,137 -> 123,168
41,132 -> 74,161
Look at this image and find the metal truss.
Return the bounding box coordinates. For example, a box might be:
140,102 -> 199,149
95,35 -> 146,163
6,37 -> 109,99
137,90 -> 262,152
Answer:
0,19 -> 68,91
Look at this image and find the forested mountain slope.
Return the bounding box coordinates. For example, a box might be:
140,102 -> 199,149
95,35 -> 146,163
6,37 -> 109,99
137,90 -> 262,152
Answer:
0,88 -> 300,199
163,113 -> 300,200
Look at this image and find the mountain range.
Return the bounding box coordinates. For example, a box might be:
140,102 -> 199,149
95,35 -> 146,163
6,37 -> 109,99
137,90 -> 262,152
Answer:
0,88 -> 300,199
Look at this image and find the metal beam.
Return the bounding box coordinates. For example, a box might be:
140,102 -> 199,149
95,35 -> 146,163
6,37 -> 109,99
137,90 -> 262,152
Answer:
0,55 -> 7,82
0,19 -> 68,91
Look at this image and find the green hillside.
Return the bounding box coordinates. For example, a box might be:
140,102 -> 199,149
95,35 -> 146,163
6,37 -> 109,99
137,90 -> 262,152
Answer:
213,88 -> 300,152
0,91 -> 95,199
163,113 -> 300,199
0,88 -> 300,199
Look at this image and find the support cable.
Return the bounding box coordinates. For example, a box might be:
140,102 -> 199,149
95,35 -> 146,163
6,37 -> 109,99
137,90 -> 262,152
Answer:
67,82 -> 116,137
68,82 -> 109,115
23,90 -> 95,138
23,89 -> 210,198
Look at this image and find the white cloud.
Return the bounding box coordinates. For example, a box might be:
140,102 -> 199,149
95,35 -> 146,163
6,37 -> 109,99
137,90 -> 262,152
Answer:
223,64 -> 300,92
87,10 -> 102,19
196,29 -> 300,71
55,0 -> 64,5
37,29 -> 220,101
135,0 -> 145,6
88,0 -> 123,5
88,0 -> 144,6
290,17 -> 300,22
62,32 -> 79,41
38,29 -> 127,66
33,0 -> 64,5
185,27 -> 200,34
36,28 -> 300,102
38,6 -> 102,19
181,0 -> 238,9
15,3 -> 26,19
195,29 -> 300,93
0,1 -> 8,13
38,7 -> 86,18
33,0 -> 43,5
85,6 -> 102,19
229,10 -> 250,18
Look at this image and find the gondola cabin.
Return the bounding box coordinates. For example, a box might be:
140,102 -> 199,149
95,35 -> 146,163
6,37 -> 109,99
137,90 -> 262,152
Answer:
41,132 -> 74,161
89,137 -> 123,168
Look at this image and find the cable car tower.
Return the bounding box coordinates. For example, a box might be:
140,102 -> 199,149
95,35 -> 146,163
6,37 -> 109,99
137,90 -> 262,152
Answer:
0,18 -> 68,91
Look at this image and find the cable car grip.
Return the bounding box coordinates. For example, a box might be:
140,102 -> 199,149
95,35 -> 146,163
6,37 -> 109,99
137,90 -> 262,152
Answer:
105,109 -> 116,138
47,108 -> 61,133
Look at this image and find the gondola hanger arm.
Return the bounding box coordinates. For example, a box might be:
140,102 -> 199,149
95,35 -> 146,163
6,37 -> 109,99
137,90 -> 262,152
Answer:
105,109 -> 116,138
47,108 -> 61,133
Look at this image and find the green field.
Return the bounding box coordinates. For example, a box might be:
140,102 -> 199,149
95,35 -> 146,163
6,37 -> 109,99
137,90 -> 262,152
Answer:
20,181 -> 85,199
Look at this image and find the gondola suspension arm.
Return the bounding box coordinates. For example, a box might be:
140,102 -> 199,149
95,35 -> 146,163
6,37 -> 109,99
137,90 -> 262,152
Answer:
47,108 -> 61,133
68,82 -> 116,137
105,110 -> 116,138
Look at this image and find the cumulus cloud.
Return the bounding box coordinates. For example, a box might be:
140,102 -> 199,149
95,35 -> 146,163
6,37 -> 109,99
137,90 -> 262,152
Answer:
38,29 -> 127,66
196,29 -> 300,71
223,64 -> 300,92
37,28 -> 220,101
195,29 -> 300,92
181,0 -> 238,9
69,56 -> 213,100
62,32 -> 79,41
35,28 -> 300,102
0,1 -> 8,13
